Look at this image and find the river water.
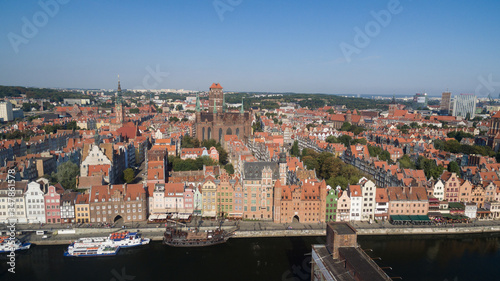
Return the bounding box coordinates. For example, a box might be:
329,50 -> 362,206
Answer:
1,233 -> 500,281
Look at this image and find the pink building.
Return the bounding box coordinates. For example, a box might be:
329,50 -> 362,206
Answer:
442,172 -> 460,202
387,186 -> 429,216
44,185 -> 63,223
208,147 -> 219,162
183,186 -> 194,213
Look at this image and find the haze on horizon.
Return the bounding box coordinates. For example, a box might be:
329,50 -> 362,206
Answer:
1,0 -> 499,97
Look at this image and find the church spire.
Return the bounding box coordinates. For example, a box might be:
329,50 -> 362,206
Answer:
195,93 -> 200,112
240,97 -> 244,114
116,75 -> 122,105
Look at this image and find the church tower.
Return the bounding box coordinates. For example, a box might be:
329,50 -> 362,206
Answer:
115,75 -> 125,125
208,83 -> 223,113
279,151 -> 287,185
388,95 -> 397,116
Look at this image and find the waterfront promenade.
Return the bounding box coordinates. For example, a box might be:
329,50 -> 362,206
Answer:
4,219 -> 500,245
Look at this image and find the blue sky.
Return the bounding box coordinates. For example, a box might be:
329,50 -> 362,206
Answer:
1,0 -> 499,96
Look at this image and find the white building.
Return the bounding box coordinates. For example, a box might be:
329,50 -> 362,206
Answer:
432,180 -> 445,201
464,202 -> 477,219
0,101 -> 14,122
25,181 -> 46,223
0,181 -> 28,223
452,94 -> 477,119
360,178 -> 376,221
81,144 -> 113,183
375,188 -> 389,221
149,183 -> 186,215
348,185 -> 362,221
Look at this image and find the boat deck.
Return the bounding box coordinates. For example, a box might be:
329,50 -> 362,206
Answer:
186,232 -> 207,240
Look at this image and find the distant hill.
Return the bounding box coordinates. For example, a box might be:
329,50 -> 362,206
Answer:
225,92 -> 394,110
0,85 -> 89,102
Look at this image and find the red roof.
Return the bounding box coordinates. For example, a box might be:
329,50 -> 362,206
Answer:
210,83 -> 223,89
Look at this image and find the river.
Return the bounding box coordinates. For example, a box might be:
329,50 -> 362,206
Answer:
1,233 -> 500,281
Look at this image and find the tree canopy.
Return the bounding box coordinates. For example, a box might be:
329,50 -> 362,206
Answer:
123,168 -> 135,184
53,161 -> 80,190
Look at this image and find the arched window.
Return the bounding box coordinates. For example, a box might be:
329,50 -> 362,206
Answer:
208,127 -> 211,140
202,127 -> 205,141
219,128 -> 223,143
236,128 -> 240,137
226,128 -> 232,135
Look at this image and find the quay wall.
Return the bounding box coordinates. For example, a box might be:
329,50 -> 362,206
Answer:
27,225 -> 500,245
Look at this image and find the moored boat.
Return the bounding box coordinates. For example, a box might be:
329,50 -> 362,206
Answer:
64,231 -> 150,257
0,236 -> 31,253
64,244 -> 119,257
163,227 -> 234,247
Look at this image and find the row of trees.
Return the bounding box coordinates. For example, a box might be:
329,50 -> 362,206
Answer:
170,156 -> 216,172
325,134 -> 367,147
340,122 -> 365,136
433,139 -> 495,157
42,121 -> 79,134
300,148 -> 365,189
447,131 -> 474,142
0,86 -> 90,102
367,145 -> 393,164
180,135 -> 228,165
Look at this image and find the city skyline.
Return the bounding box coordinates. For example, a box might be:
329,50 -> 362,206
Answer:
1,0 -> 500,96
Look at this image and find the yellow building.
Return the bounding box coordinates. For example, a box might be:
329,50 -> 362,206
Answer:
217,172 -> 234,218
202,176 -> 217,218
96,118 -> 110,129
75,193 -> 90,223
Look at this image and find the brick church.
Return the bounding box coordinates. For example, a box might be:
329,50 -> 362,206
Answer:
194,83 -> 252,142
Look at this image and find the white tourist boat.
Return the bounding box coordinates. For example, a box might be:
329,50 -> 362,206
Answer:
0,236 -> 31,253
64,231 -> 150,257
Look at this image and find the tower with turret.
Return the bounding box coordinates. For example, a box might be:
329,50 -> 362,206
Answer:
115,75 -> 124,125
208,83 -> 224,113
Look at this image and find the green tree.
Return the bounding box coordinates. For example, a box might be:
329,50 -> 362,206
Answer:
123,168 -> 135,184
340,122 -> 351,131
302,156 -> 318,171
410,122 -> 420,129
181,135 -> 200,148
169,117 -> 179,122
398,155 -> 416,169
66,121 -> 78,130
338,135 -> 353,146
54,161 -> 80,190
448,161 -> 461,174
325,135 -> 338,143
176,104 -> 184,111
290,141 -> 300,157
224,163 -> 234,174
129,108 -> 140,114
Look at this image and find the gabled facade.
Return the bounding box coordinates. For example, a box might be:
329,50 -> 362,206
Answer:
348,185 -> 362,221
25,181 -> 45,223
44,185 -> 62,223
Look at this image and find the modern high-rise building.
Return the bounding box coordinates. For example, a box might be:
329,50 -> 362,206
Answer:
0,101 -> 14,122
452,94 -> 477,119
440,91 -> 451,115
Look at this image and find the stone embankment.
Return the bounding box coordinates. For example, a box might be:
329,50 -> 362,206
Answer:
18,223 -> 500,245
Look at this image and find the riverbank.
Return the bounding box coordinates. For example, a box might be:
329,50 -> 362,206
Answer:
10,221 -> 500,245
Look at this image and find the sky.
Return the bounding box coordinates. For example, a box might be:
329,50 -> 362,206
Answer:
1,0 -> 499,96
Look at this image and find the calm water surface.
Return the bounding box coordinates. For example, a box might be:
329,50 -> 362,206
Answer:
1,233 -> 500,281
